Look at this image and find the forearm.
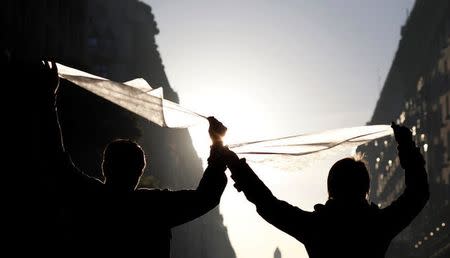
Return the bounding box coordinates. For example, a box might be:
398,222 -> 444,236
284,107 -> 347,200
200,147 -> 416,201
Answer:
165,159 -> 227,227
48,103 -> 65,155
392,124 -> 429,196
34,97 -> 66,177
34,60 -> 65,158
228,158 -> 276,207
196,158 -> 227,208
400,145 -> 429,198
381,142 -> 429,236
45,97 -> 89,185
228,158 -> 311,240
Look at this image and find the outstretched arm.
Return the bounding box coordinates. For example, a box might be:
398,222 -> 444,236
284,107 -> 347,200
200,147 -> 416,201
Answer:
381,123 -> 429,238
225,150 -> 313,242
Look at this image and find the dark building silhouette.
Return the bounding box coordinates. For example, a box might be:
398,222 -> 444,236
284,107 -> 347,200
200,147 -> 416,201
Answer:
358,1 -> 449,257
3,1 -> 236,258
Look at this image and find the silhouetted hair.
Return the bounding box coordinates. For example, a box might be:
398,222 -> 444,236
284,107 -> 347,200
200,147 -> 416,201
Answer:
327,157 -> 370,200
102,139 -> 146,181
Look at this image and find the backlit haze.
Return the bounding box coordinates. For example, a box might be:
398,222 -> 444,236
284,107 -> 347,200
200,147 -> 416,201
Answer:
145,1 -> 414,258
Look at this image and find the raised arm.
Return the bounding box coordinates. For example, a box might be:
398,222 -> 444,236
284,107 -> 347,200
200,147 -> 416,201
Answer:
38,61 -> 64,157
153,117 -> 228,227
39,61 -> 95,189
381,123 -> 429,238
225,150 -> 313,242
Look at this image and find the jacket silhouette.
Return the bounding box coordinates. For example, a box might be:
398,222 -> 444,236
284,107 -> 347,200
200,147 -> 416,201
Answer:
39,61 -> 228,257
225,124 -> 429,258
56,143 -> 227,257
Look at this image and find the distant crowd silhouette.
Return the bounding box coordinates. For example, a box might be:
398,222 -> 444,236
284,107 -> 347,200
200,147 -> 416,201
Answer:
26,60 -> 429,258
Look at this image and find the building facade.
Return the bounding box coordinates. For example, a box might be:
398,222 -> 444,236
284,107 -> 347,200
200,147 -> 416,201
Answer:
358,1 -> 450,257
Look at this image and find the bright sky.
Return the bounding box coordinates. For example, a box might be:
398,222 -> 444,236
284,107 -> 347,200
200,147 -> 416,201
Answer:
144,1 -> 414,258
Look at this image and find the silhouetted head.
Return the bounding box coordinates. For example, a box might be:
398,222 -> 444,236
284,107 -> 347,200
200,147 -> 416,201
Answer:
102,139 -> 146,191
327,157 -> 370,201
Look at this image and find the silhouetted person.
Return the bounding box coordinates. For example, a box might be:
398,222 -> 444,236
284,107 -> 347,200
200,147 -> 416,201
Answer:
224,123 -> 429,258
38,61 -> 228,257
